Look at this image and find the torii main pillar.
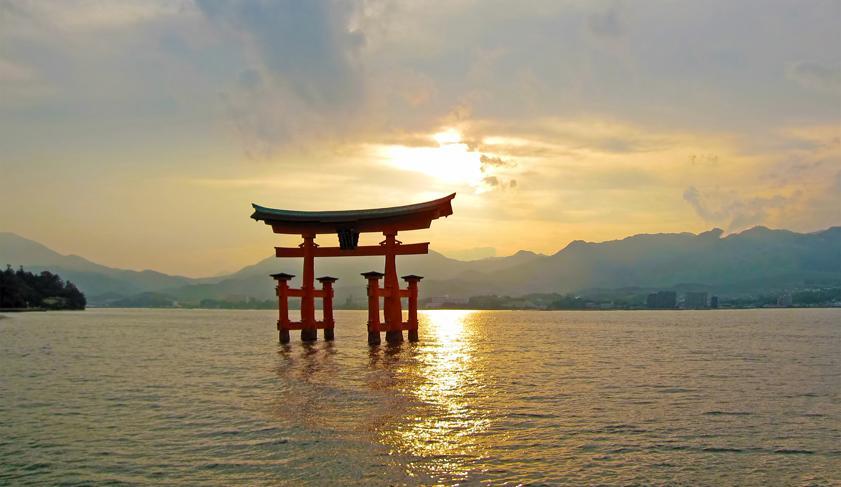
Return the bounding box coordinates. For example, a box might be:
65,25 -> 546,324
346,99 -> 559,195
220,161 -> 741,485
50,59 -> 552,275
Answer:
250,194 -> 455,345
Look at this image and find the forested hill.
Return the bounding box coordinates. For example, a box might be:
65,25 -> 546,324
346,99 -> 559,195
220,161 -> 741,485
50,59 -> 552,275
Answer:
0,266 -> 86,310
1,226 -> 839,307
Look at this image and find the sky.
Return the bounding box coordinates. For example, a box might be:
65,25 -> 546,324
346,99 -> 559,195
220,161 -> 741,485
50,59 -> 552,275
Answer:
1,0 -> 839,277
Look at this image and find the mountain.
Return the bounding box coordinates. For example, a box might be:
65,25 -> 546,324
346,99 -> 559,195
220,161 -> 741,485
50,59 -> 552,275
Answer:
443,226 -> 841,297
160,250 -> 495,304
2,226 -> 839,306
128,225 -> 841,303
0,232 -> 197,301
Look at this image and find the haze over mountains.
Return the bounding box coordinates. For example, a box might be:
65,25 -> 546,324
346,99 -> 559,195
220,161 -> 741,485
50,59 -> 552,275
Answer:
1,227 -> 839,307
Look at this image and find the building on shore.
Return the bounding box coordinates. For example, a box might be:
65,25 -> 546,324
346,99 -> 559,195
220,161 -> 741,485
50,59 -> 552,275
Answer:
423,295 -> 470,309
646,291 -> 677,309
710,295 -> 720,309
684,291 -> 709,309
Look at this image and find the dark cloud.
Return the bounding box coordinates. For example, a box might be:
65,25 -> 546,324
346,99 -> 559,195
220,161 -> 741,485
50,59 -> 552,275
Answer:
588,5 -> 624,39
482,175 -> 520,191
688,154 -> 720,167
480,154 -> 515,172
237,68 -> 262,90
198,0 -> 364,107
197,0 -> 367,155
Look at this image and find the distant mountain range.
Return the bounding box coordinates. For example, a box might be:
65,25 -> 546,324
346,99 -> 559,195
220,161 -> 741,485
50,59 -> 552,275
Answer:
1,226 -> 839,307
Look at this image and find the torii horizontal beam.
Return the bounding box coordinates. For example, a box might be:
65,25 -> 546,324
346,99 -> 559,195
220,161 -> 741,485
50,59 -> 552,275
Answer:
275,242 -> 429,258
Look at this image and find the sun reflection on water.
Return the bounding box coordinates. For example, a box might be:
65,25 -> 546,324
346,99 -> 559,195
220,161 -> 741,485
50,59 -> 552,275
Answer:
378,310 -> 491,480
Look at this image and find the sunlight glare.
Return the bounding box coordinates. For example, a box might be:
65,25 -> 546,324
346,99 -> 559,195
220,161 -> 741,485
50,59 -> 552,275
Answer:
380,129 -> 484,186
426,309 -> 470,342
433,129 -> 462,145
381,309 -> 489,478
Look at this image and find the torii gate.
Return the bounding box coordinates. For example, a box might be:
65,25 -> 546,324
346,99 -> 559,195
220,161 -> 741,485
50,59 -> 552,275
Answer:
251,193 -> 455,345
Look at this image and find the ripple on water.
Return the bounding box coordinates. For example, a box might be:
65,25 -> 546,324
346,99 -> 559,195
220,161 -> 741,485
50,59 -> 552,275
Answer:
0,308 -> 839,485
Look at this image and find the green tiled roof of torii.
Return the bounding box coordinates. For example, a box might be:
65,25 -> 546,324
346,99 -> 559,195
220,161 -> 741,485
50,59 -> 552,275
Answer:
251,193 -> 455,226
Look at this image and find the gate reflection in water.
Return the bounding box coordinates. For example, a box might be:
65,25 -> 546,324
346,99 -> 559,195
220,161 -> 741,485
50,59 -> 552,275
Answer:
274,310 -> 490,481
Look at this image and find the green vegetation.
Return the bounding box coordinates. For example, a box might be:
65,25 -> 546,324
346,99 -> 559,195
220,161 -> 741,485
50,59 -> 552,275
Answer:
108,292 -> 179,308
443,288 -> 841,310
792,288 -> 841,305
95,287 -> 841,310
0,266 -> 86,310
107,294 -> 283,309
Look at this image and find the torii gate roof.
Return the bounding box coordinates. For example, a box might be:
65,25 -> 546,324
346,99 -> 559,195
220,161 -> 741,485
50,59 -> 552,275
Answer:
251,193 -> 455,234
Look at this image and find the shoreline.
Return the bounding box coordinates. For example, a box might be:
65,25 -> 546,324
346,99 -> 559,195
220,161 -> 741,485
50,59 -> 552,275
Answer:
83,305 -> 841,312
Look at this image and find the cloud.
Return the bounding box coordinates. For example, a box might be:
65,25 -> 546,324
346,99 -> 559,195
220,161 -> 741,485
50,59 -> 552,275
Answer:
196,0 -> 367,154
0,58 -> 34,82
683,186 -> 716,220
469,118 -> 672,160
480,174 -> 520,193
1,0 -> 840,275
0,0 -> 183,30
479,154 -> 515,172
188,1 -> 841,157
788,61 -> 841,94
588,5 -> 624,39
683,186 -> 794,231
198,0 -> 364,106
237,68 -> 263,90
7,0 -> 838,158
727,195 -> 790,230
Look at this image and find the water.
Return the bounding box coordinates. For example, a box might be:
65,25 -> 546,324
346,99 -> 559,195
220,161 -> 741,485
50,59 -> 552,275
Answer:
1,308 -> 839,485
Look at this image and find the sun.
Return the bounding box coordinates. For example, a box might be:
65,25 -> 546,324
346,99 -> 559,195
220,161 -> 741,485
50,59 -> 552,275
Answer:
379,128 -> 484,185
432,128 -> 462,145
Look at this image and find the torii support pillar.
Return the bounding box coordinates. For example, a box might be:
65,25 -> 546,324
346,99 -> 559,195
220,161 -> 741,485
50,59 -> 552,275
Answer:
363,271 -> 384,345
271,272 -> 295,344
299,234 -> 318,343
318,276 -> 338,341
402,275 -> 423,342
382,232 -> 404,344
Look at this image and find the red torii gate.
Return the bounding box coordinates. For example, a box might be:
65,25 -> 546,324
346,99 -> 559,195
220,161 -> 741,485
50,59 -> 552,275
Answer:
251,193 -> 455,345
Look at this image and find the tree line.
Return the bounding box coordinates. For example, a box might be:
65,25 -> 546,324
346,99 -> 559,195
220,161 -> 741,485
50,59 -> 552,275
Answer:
0,266 -> 86,310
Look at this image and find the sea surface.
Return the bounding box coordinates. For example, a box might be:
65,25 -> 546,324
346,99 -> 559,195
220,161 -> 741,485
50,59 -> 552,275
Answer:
1,308 -> 839,485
